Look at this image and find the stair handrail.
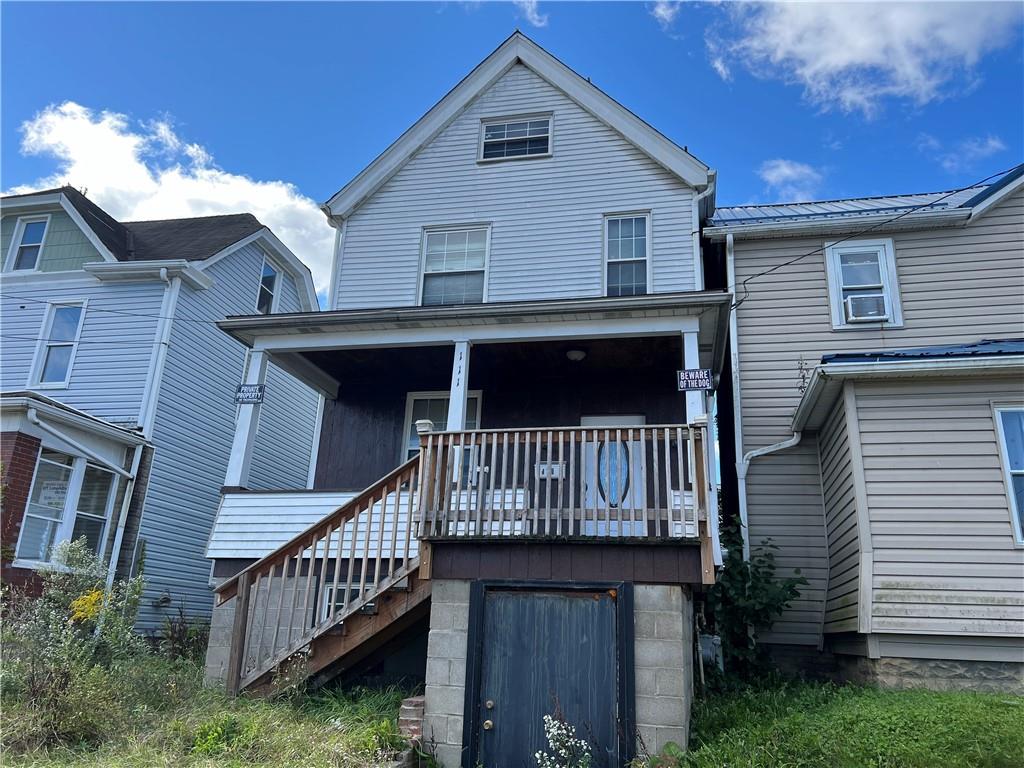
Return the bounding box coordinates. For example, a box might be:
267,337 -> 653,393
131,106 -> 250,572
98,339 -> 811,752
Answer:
214,454 -> 421,604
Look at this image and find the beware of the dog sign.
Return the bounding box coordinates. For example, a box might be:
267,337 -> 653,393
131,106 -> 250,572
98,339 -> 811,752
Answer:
677,369 -> 712,391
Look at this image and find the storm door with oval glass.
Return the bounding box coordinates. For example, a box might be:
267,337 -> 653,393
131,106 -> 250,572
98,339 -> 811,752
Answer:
581,415 -> 646,535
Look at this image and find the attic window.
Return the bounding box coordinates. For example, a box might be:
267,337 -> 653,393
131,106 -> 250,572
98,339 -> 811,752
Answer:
8,216 -> 50,271
480,116 -> 551,161
256,257 -> 279,314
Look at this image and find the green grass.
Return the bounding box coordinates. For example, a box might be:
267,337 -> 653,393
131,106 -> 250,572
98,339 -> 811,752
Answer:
2,661 -> 412,768
682,681 -> 1024,768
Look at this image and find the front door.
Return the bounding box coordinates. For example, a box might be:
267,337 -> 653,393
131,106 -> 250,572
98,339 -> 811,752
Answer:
471,585 -> 630,768
581,415 -> 646,535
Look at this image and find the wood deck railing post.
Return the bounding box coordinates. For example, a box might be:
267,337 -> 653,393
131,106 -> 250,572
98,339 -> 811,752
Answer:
226,570 -> 252,696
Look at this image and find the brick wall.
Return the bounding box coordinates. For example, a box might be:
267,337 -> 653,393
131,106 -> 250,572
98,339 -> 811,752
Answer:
1,431 -> 41,591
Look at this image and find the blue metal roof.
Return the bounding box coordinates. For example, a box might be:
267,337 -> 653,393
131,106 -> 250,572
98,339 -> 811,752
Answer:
821,339 -> 1024,365
711,164 -> 1024,227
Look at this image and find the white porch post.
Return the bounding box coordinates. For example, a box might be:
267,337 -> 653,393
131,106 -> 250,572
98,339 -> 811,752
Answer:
224,350 -> 268,488
682,330 -> 722,565
682,331 -> 705,423
446,340 -> 471,430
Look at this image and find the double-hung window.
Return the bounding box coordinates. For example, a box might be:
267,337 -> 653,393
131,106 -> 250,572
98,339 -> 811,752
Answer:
605,214 -> 649,297
995,407 -> 1024,544
403,392 -> 481,460
825,239 -> 903,328
33,302 -> 85,387
7,216 -> 49,271
421,227 -> 488,306
15,449 -> 117,564
480,116 -> 551,161
256,256 -> 280,314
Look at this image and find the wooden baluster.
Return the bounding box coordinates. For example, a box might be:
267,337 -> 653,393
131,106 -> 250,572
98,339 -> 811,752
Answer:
626,428 -> 635,536
300,535 -> 319,639
285,546 -> 304,648
329,520 -> 345,623
568,431 -> 576,537
420,433 -> 433,538
651,428 -> 661,537
663,428 -> 672,540
675,427 -> 686,538
544,430 -> 553,535
403,465 -> 416,565
603,429 -> 611,532
372,482 -> 389,588
469,432 -> 481,533
555,430 -> 565,535
243,571 -> 262,675
614,428 -> 623,536
270,554 -> 290,661
487,433 -> 498,535
358,494 -> 374,603
316,526 -> 333,627
431,435 -> 446,536
225,571 -> 251,696
343,512 -> 358,612
255,562 -> 275,666
510,431 -> 520,535
638,428 -> 648,538
453,432 -> 466,534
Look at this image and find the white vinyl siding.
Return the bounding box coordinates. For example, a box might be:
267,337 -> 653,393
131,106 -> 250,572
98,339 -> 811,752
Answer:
334,64 -> 696,309
825,239 -> 903,328
994,407 -> 1024,544
733,185 -> 1024,646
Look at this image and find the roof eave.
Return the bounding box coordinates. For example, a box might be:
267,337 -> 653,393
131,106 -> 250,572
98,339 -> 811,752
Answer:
83,260 -> 213,290
704,207 -> 970,241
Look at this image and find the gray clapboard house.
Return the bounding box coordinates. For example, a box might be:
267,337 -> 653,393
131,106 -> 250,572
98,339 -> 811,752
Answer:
707,165 -> 1024,689
0,186 -> 320,629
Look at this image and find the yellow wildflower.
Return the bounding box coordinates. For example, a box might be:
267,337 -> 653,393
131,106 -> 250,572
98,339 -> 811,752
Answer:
69,588 -> 104,622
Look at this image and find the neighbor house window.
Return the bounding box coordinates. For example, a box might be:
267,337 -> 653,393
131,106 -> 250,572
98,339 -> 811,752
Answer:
480,116 -> 551,160
421,228 -> 488,306
33,302 -> 85,387
256,257 -> 280,314
605,214 -> 649,297
15,449 -> 117,564
403,391 -> 482,460
995,407 -> 1024,544
7,216 -> 50,271
825,239 -> 903,329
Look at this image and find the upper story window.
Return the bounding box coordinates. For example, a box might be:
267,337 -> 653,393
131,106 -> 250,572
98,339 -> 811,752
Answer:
421,227 -> 488,306
605,214 -> 649,297
256,256 -> 280,314
33,302 -> 85,388
825,239 -> 903,329
15,448 -> 117,564
7,215 -> 50,271
995,407 -> 1024,544
479,116 -> 551,161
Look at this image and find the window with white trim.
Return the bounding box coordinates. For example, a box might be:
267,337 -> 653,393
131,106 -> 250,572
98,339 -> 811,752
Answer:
403,391 -> 481,460
480,116 -> 550,160
8,216 -> 50,271
15,449 -> 117,563
825,239 -> 903,328
995,407 -> 1024,543
605,215 -> 649,297
421,228 -> 488,306
256,257 -> 280,314
33,302 -> 85,387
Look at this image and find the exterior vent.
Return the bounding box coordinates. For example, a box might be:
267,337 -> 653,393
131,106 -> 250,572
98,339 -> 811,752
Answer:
844,295 -> 888,323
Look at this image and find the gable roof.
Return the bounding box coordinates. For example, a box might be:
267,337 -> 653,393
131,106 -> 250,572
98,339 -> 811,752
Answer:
322,32 -> 711,220
706,163 -> 1024,239
124,213 -> 263,262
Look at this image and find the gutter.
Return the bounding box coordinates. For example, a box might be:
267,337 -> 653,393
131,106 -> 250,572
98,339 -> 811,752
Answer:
704,207 -> 970,242
26,408 -> 133,479
691,172 -> 717,291
84,260 -> 211,290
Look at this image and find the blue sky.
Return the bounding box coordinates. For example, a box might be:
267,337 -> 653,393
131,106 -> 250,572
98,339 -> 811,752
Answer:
2,1 -> 1022,291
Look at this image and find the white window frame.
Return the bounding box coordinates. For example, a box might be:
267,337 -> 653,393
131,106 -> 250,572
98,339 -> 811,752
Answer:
478,113 -> 553,163
418,225 -> 491,307
824,238 -> 903,329
603,212 -> 652,297
993,404 -> 1024,546
402,390 -> 483,462
29,300 -> 87,389
4,214 -> 51,273
13,448 -> 119,567
256,252 -> 282,314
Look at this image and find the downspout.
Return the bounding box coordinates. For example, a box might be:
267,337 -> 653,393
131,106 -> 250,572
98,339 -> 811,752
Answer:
105,443 -> 144,589
736,433 -> 802,560
138,269 -> 181,438
691,172 -> 716,291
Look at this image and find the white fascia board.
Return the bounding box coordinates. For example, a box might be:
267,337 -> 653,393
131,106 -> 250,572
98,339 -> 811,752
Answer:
83,260 -> 213,290
703,208 -> 970,242
197,229 -> 317,311
1,395 -> 149,447
792,355 -> 1024,431
323,33 -> 708,220
1,193 -> 63,210
969,172 -> 1024,221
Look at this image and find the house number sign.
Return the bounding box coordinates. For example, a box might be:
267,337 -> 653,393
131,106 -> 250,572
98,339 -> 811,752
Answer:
677,368 -> 712,391
235,384 -> 265,404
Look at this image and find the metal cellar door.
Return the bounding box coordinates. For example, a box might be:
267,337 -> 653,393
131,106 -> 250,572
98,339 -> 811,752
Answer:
473,587 -> 623,768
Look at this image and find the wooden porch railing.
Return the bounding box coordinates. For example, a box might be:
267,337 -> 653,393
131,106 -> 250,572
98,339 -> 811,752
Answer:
214,456 -> 421,694
418,423 -> 710,542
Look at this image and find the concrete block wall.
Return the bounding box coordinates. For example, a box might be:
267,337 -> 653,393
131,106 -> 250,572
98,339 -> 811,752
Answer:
634,584 -> 693,754
422,579 -> 471,767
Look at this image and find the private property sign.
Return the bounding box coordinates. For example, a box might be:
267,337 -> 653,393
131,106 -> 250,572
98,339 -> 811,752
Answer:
677,368 -> 712,391
235,384 -> 265,404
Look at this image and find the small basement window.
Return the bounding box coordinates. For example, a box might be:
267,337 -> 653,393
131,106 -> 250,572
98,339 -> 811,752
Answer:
995,407 -> 1024,544
825,239 -> 903,329
480,116 -> 551,161
421,227 -> 488,306
8,216 -> 50,271
605,214 -> 649,297
256,256 -> 280,314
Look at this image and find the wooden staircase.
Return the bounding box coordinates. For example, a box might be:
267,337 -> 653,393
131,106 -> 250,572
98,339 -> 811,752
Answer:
214,456 -> 428,694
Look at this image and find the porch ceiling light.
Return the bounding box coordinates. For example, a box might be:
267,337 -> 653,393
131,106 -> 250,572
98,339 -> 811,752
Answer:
566,349 -> 586,362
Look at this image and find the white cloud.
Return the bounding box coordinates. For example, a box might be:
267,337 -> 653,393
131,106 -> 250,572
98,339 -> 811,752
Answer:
513,0 -> 547,28
8,102 -> 334,300
708,2 -> 1022,116
916,131 -> 1007,173
650,1 -> 682,31
758,159 -> 824,202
